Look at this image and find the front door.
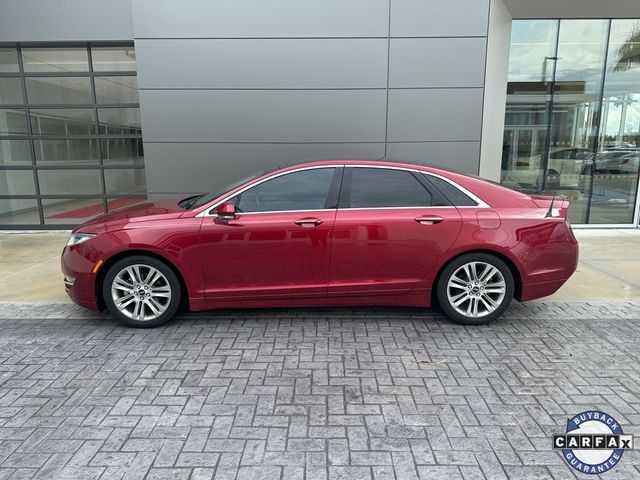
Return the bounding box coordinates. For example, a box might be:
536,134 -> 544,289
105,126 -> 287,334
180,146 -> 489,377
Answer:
329,167 -> 463,295
199,167 -> 341,300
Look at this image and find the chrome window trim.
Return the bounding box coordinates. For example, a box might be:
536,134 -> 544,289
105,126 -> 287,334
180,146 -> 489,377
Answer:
197,164 -> 491,217
197,165 -> 338,217
337,206 -> 457,211
209,208 -> 335,217
345,165 -> 490,209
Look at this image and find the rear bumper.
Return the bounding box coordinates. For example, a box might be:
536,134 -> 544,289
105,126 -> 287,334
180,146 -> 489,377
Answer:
520,228 -> 578,302
520,277 -> 570,302
61,246 -> 100,311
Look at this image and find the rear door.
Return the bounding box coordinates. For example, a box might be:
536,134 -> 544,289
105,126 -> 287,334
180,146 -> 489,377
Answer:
328,167 -> 463,296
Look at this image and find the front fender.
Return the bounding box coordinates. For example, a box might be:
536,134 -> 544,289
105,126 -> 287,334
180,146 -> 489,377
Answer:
95,217 -> 205,301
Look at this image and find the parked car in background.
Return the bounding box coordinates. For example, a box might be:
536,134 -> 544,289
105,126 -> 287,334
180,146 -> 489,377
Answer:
502,147 -> 592,193
62,161 -> 579,327
549,147 -> 593,161
579,148 -> 640,192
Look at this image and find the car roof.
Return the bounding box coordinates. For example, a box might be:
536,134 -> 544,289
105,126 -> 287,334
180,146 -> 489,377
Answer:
273,160 -> 535,208
276,159 -> 444,173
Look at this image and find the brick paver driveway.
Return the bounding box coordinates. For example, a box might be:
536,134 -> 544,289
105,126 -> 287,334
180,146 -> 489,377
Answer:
0,302 -> 638,480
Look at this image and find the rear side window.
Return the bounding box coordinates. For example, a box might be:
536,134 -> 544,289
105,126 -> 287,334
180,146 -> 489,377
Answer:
347,168 -> 432,208
425,174 -> 478,207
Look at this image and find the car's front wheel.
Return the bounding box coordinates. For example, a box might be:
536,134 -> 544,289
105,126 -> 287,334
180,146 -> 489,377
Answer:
103,255 -> 181,328
436,253 -> 514,325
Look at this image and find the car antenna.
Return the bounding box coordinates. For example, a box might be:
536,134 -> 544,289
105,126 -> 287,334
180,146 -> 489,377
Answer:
545,165 -> 564,218
545,192 -> 556,218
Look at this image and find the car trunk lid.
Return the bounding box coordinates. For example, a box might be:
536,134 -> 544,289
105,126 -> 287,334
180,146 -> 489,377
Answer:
529,194 -> 570,218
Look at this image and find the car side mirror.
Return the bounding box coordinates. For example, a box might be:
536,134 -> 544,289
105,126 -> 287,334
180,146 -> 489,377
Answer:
215,202 -> 237,221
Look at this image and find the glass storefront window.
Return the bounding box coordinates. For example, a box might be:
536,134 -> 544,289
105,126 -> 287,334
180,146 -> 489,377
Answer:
501,20 -> 558,195
0,44 -> 145,227
0,78 -> 23,104
502,19 -> 640,225
104,169 -> 147,195
0,198 -> 39,225
42,198 -> 105,225
0,170 -> 36,195
37,169 -> 102,195
21,48 -> 89,73
94,76 -> 139,104
591,20 -> 640,224
0,109 -> 29,135
507,20 -> 558,82
0,139 -> 32,166
92,47 -> 136,72
546,20 -> 609,224
29,109 -> 96,135
97,108 -> 141,135
34,139 -> 99,165
0,48 -> 19,73
101,138 -> 144,166
25,77 -> 93,105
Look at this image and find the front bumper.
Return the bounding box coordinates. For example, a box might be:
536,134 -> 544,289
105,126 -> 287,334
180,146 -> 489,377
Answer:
61,244 -> 101,311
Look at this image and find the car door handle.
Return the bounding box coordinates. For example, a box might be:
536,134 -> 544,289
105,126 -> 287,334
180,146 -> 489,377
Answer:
414,215 -> 444,225
294,218 -> 323,227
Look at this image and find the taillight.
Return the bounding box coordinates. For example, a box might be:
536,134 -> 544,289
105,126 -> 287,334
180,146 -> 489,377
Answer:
565,217 -> 576,240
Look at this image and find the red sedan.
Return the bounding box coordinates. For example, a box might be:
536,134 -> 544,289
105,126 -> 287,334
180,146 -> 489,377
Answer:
61,160 -> 578,327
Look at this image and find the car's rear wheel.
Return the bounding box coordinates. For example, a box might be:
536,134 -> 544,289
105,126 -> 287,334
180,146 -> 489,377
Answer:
103,255 -> 181,328
436,253 -> 514,325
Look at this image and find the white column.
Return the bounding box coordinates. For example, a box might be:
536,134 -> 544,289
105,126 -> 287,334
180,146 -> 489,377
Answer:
479,0 -> 512,181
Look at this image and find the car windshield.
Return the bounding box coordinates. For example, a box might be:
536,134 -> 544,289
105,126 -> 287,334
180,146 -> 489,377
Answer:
182,168 -> 275,210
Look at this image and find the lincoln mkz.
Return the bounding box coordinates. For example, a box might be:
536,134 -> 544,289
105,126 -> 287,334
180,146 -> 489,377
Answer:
61,161 -> 579,327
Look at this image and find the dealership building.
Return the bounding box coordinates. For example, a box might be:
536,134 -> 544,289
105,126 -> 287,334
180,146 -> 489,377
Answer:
1,0 -> 640,228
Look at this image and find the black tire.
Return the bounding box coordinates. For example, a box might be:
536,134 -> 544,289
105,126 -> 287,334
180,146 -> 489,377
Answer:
436,253 -> 514,325
102,255 -> 181,328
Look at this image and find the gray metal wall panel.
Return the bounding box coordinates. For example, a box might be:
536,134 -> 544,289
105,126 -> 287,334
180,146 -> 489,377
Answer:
386,141 -> 480,173
136,39 -> 388,89
387,89 -> 484,142
389,38 -> 487,88
391,0 -> 490,37
144,143 -> 385,193
0,0 -> 133,42
132,0 -> 389,38
131,0 -> 491,196
139,90 -> 387,143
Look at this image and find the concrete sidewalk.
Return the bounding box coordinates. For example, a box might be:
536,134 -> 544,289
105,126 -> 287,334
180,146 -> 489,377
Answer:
0,229 -> 639,304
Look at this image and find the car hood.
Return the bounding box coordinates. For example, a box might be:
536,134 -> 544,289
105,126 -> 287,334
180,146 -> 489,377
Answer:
79,198 -> 187,229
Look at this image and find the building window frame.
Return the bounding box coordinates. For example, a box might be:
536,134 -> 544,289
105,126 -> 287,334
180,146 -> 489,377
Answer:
0,42 -> 145,229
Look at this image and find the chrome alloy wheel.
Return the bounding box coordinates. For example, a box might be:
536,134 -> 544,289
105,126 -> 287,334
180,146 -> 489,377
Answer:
446,261 -> 506,318
111,264 -> 172,321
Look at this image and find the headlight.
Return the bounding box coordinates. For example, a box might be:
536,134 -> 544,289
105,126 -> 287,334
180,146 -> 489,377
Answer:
66,232 -> 96,247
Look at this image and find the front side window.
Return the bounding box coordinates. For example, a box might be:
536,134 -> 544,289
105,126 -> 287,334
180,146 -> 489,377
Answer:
347,168 -> 433,208
233,167 -> 335,213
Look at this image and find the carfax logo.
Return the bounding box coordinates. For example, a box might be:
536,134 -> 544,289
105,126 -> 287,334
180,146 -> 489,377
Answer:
553,410 -> 633,474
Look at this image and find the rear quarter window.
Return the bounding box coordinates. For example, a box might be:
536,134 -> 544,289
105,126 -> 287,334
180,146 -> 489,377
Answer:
425,175 -> 478,207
